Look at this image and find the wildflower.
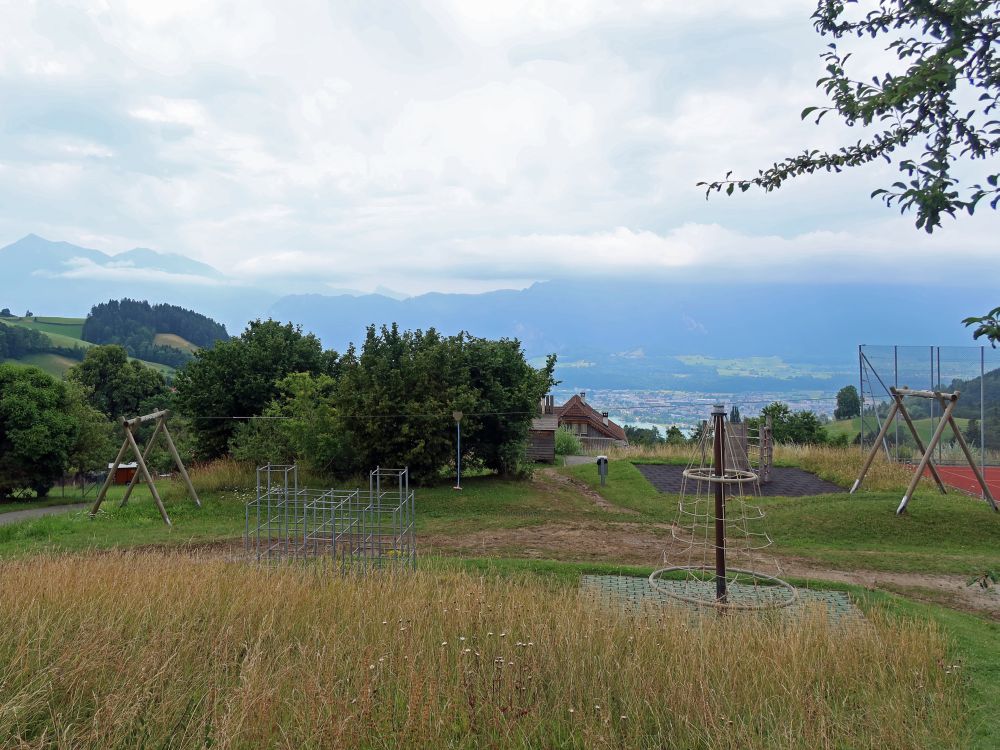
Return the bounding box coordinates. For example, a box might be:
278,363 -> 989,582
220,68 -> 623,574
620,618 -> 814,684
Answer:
441,641 -> 448,646
569,708 -> 575,714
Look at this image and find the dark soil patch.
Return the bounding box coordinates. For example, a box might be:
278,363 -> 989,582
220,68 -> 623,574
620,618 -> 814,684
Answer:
635,464 -> 846,497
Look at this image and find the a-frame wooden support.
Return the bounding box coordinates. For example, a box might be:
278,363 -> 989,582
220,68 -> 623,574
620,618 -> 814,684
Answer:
90,409 -> 201,526
851,387 -> 998,515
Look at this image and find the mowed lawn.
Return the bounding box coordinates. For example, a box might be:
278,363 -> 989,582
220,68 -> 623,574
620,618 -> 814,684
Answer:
565,459 -> 1000,575
827,414 -> 971,443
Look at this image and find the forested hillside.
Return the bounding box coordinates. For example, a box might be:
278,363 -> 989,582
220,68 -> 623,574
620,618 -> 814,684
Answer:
82,299 -> 229,367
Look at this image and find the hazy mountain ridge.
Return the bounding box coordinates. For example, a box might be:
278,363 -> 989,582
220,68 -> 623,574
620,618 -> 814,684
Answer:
2,234 -> 996,391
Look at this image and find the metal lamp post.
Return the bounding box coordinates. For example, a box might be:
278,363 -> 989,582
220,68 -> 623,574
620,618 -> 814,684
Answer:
452,410 -> 463,490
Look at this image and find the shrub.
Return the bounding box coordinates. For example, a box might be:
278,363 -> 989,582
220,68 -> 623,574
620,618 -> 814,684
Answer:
555,427 -> 582,455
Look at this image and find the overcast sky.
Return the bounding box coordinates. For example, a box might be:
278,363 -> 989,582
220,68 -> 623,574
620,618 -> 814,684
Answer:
2,0 -> 998,295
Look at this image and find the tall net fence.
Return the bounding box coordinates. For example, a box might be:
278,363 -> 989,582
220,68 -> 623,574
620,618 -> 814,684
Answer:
859,345 -> 1000,476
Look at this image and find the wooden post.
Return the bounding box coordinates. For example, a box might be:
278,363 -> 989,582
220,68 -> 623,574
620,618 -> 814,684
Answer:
120,418 -> 164,507
90,434 -> 130,517
939,396 -> 999,512
123,423 -> 171,526
850,400 -> 900,494
161,420 -> 201,508
893,390 -> 947,494
897,396 -> 958,515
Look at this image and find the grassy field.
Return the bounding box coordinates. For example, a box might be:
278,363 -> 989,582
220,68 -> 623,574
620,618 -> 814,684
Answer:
0,553 -> 964,749
2,451 -> 999,746
153,331 -> 198,352
0,315 -> 85,339
827,414 -> 971,443
1,314 -> 177,377
1,352 -> 82,377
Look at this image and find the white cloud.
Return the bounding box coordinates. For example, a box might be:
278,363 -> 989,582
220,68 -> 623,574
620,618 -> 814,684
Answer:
0,0 -> 996,296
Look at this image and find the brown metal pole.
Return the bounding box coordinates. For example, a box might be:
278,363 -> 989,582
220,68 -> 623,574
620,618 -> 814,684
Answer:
713,404 -> 727,604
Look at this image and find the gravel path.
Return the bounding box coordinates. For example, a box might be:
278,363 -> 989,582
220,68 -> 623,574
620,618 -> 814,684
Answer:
0,503 -> 88,526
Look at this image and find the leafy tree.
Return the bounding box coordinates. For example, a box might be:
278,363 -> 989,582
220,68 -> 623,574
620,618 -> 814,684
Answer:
665,425 -> 687,445
756,401 -> 829,445
64,381 -> 115,477
231,373 -> 351,475
834,385 -> 862,420
174,320 -> 338,459
555,427 -> 583,456
459,336 -> 555,476
0,308 -> 11,317
67,345 -> 168,420
964,305 -> 1000,346
701,1 -> 1000,233
624,424 -> 666,447
0,365 -> 78,498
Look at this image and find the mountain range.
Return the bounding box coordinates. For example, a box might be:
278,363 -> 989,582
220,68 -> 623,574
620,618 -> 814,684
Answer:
2,234 -> 996,391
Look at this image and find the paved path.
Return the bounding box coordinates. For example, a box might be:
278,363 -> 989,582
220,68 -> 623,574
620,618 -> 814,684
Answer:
0,503 -> 88,526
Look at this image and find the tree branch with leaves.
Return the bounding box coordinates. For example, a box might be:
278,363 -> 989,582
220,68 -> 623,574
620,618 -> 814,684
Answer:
700,0 -> 1000,233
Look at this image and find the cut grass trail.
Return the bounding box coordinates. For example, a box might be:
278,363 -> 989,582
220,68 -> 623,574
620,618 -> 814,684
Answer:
0,552 -> 963,749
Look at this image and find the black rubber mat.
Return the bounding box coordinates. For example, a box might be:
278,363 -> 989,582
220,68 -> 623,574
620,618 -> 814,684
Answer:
635,463 -> 846,497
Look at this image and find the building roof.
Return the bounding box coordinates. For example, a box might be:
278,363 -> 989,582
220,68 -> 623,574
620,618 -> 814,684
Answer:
109,462 -> 138,469
555,394 -> 627,442
530,415 -> 559,431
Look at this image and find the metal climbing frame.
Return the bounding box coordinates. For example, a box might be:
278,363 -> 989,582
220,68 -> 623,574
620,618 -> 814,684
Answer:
245,464 -> 416,571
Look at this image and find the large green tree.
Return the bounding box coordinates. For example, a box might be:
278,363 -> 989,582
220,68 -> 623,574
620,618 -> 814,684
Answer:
174,320 -> 338,458
702,1 -> 1000,232
0,365 -> 78,498
835,385 -> 862,420
67,345 -> 168,420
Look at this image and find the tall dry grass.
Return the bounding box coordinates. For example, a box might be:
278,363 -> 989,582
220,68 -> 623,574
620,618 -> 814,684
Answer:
0,553 -> 961,748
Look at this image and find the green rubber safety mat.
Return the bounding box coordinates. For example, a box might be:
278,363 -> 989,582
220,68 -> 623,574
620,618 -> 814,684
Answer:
581,575 -> 862,622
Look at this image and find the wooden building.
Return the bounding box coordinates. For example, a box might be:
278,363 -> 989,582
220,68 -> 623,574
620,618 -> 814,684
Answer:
109,462 -> 138,485
555,392 -> 628,450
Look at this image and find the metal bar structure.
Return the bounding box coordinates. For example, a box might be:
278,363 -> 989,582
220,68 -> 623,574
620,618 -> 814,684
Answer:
712,404 -> 727,604
245,464 -> 416,572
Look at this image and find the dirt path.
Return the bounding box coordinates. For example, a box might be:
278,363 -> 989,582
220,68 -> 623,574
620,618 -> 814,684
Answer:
0,503 -> 88,526
534,468 -> 638,514
421,521 -> 1000,619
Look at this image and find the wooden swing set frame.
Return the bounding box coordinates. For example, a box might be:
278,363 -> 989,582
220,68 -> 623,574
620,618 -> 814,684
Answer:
90,409 -> 201,526
851,387 -> 998,515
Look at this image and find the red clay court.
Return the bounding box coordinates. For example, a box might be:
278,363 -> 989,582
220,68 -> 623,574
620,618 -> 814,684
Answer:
918,464 -> 1000,500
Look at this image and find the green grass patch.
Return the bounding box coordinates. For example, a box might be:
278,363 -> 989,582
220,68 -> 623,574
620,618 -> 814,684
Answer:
828,415 -> 970,443
566,459 -> 1000,575
2,352 -> 82,377
2,315 -> 85,339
